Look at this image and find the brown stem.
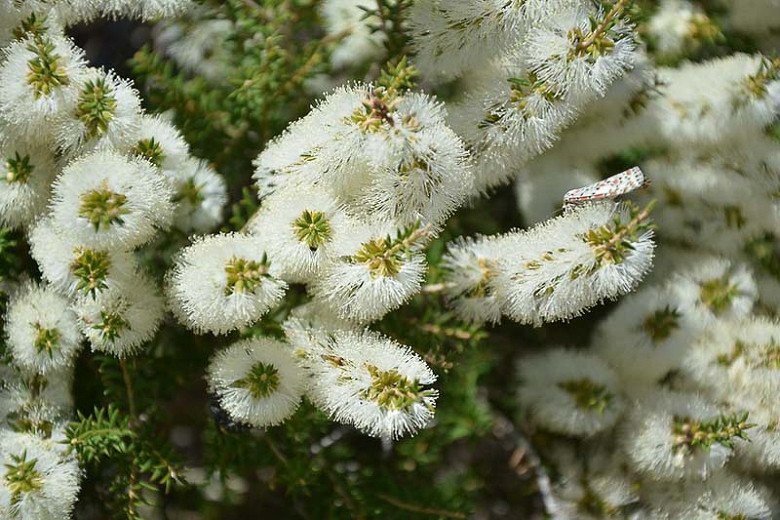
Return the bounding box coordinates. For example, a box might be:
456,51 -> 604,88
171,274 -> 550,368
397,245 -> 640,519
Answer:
376,493 -> 467,519
417,322 -> 475,340
576,0 -> 630,51
592,200 -> 655,257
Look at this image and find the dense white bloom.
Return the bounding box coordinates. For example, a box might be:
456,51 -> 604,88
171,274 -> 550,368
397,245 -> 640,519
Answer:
494,201 -> 655,326
282,302 -> 357,362
168,233 -> 287,335
525,3 -> 636,97
449,58 -> 578,192
98,0 -> 195,21
74,273 -> 165,357
55,67 -> 142,155
0,34 -> 85,141
165,158 -> 227,233
251,184 -> 353,283
5,282 -> 82,374
552,444 -> 640,518
0,369 -> 73,439
154,13 -> 232,82
0,138 -> 57,229
593,285 -> 695,386
125,114 -> 189,173
29,219 -> 137,297
683,317 -> 780,404
517,348 -> 623,436
646,55 -> 780,147
207,338 -> 305,428
253,85 -> 472,226
643,473 -> 773,519
440,235 -> 504,325
310,222 -> 428,322
647,0 -> 718,60
320,0 -> 384,69
670,257 -> 757,324
407,0 -> 555,81
622,391 -> 748,481
0,430 -> 80,520
307,329 -> 437,439
642,156 -> 779,254
49,150 -> 174,249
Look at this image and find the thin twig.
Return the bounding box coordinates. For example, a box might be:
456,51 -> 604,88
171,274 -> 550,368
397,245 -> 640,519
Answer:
492,413 -> 559,517
376,493 -> 468,519
120,359 -> 137,418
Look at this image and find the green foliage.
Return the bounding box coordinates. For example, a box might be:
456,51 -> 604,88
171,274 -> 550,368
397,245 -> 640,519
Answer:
65,405 -> 186,519
672,411 -> 754,453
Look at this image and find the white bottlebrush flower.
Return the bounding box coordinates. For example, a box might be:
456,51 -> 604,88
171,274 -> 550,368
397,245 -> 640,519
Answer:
0,34 -> 85,142
0,430 -> 80,520
524,3 -> 637,98
351,111 -> 473,227
253,85 -> 472,226
167,233 -> 287,335
320,0 -> 385,69
207,338 -> 305,428
310,222 -> 428,322
670,257 -> 757,324
642,156 -> 778,255
282,301 -> 358,363
644,472 -> 773,520
307,329 -> 438,439
648,54 -> 780,147
74,273 -> 165,357
440,235 -> 504,325
623,391 -> 750,481
55,67 -> 141,155
154,13 -> 233,83
164,158 -> 227,233
448,58 -> 579,193
647,0 -> 720,60
250,184 -> 351,283
0,138 -> 57,229
29,219 -> 137,298
124,113 -> 190,173
5,282 -> 82,375
98,0 -> 195,21
0,369 -> 73,439
683,317 -> 780,404
406,0 -> 554,81
494,201 -> 655,326
49,150 -> 174,250
517,348 -> 624,436
592,285 -> 695,386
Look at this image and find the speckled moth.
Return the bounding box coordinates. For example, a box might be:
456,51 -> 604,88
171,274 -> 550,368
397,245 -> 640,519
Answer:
563,167 -> 648,206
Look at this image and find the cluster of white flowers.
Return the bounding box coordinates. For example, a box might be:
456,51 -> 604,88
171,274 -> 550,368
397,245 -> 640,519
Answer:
0,2 -> 228,516
442,200 -> 655,326
189,0 -> 653,442
409,0 -> 640,193
193,78 -> 464,438
6,0 -> 780,514
506,3 -> 780,515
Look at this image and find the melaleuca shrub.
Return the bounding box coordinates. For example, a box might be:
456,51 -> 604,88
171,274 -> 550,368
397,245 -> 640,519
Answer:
1,0 -> 780,518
